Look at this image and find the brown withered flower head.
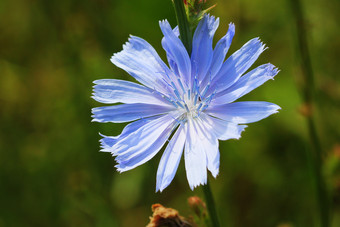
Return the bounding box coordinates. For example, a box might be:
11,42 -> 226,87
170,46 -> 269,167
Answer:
147,204 -> 193,227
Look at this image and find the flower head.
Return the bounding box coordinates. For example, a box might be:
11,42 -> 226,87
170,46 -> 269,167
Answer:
92,14 -> 280,192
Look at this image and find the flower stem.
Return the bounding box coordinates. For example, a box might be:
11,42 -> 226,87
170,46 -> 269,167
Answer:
202,180 -> 220,227
172,0 -> 192,55
289,0 -> 330,226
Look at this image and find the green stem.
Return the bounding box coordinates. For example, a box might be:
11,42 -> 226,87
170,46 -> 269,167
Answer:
289,0 -> 330,226
202,180 -> 220,227
172,0 -> 192,55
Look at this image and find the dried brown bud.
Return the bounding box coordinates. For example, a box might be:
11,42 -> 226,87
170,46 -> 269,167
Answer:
187,196 -> 207,218
147,204 -> 192,227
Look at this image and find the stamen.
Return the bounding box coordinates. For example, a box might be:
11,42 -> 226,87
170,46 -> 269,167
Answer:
174,89 -> 182,101
192,78 -> 197,95
156,71 -> 170,80
162,78 -> 176,96
201,83 -> 209,99
177,78 -> 185,93
196,103 -> 203,111
201,105 -> 209,112
194,92 -> 199,105
184,103 -> 190,112
170,115 -> 183,125
162,95 -> 178,107
170,81 -> 176,90
151,88 -> 178,107
200,90 -> 216,111
176,101 -> 184,108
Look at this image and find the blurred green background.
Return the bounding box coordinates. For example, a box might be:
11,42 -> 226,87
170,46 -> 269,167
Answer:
0,0 -> 339,226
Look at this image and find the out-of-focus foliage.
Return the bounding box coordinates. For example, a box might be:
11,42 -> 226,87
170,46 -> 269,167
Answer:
0,0 -> 339,226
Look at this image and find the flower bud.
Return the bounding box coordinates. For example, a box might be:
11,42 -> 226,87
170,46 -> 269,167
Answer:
187,196 -> 207,218
183,0 -> 216,30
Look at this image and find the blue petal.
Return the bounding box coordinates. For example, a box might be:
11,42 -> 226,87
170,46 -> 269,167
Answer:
212,63 -> 279,104
184,119 -> 208,190
200,113 -> 247,140
172,26 -> 180,37
156,125 -> 185,192
162,26 -> 180,76
110,36 -> 172,94
99,116 -> 160,152
194,118 -> 220,178
206,101 -> 281,124
206,141 -> 219,178
211,38 -> 266,93
113,114 -> 180,172
209,23 -> 235,79
92,103 -> 174,123
93,79 -> 170,105
159,20 -> 191,86
99,134 -> 116,152
191,15 -> 219,82
112,113 -> 179,155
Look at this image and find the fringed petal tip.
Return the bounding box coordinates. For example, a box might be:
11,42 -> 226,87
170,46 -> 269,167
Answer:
99,147 -> 110,153
233,125 -> 248,140
208,166 -> 219,183
98,133 -> 116,153
189,178 -> 208,191
156,180 -> 171,193
91,118 -> 100,123
91,111 -> 106,123
206,15 -> 219,37
228,22 -> 235,31
115,165 -> 124,173
156,171 -> 218,192
211,170 -> 219,179
249,37 -> 266,51
110,36 -> 135,61
202,13 -> 219,26
220,23 -> 235,52
156,178 -> 165,193
260,103 -> 281,118
114,161 -> 137,173
117,35 -> 136,50
251,37 -> 267,49
222,22 -> 235,38
114,160 -> 129,173
159,19 -> 170,29
272,104 -> 282,113
262,63 -> 280,79
265,102 -> 281,111
93,79 -> 110,85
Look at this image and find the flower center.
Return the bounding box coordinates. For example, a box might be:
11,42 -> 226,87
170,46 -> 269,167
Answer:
159,75 -> 216,122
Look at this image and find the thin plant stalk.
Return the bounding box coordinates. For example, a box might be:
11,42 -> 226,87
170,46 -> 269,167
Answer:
172,0 -> 192,55
172,0 -> 220,226
289,0 -> 330,226
202,180 -> 221,227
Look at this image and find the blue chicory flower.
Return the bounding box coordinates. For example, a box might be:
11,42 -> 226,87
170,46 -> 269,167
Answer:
92,15 -> 280,192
